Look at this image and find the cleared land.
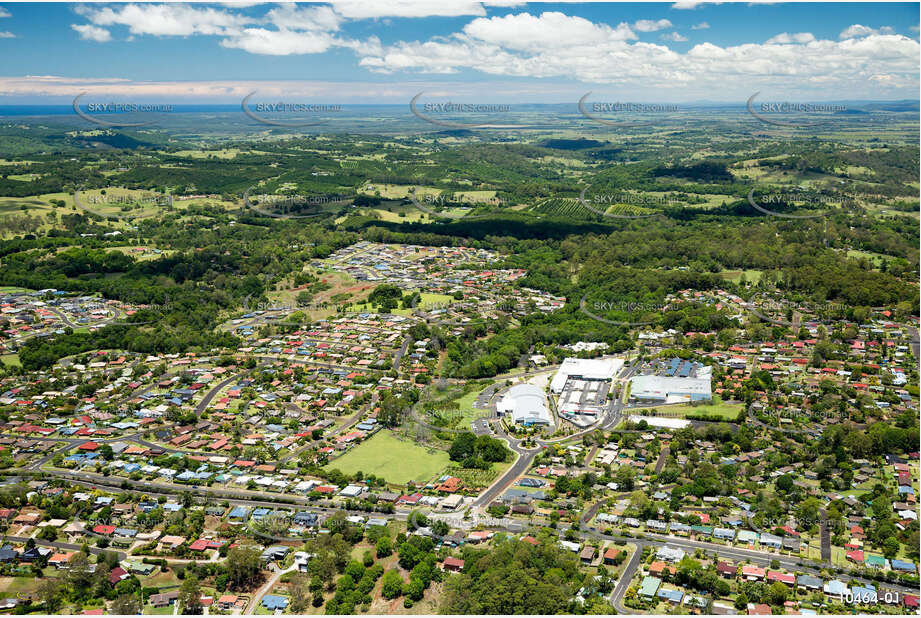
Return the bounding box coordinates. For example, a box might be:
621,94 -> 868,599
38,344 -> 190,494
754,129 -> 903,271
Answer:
323,430 -> 451,485
0,354 -> 21,367
633,397 -> 743,420
720,269 -> 763,284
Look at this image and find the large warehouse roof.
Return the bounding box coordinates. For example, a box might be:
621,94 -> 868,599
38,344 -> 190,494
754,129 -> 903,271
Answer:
550,357 -> 624,393
497,384 -> 552,426
629,371 -> 712,403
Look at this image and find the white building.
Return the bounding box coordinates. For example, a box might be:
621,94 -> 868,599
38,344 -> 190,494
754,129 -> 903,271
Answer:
496,384 -> 553,426
629,367 -> 712,404
550,357 -> 624,393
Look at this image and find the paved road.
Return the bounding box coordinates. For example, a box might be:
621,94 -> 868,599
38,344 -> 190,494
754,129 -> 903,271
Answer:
245,564 -> 296,615
3,535 -> 126,560
653,445 -> 670,474
248,354 -> 385,373
819,508 -> 831,563
581,499 -> 606,524
470,371 -> 629,511
471,448 -> 537,509
196,372 -> 246,414
16,463 -> 921,600
587,531 -> 921,596
10,347 -> 390,471
584,444 -> 598,466
908,326 -> 920,358
74,189 -> 123,221
393,336 -> 411,371
45,307 -> 85,329
281,391 -> 379,463
746,403 -> 818,437
610,542 -> 644,613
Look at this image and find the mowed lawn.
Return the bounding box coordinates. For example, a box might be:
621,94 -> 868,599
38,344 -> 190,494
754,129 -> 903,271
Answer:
636,397 -> 743,420
324,430 -> 450,485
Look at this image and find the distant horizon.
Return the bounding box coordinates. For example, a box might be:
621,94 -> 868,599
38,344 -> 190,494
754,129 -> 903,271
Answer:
1,98 -> 918,110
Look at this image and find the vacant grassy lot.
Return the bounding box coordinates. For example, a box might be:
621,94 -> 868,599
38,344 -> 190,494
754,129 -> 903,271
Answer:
324,430 -> 450,485
635,397 -> 743,420
348,291 -> 454,316
165,148 -> 271,159
356,206 -> 427,223
359,183 -> 425,199
720,269 -> 763,284
846,249 -> 888,267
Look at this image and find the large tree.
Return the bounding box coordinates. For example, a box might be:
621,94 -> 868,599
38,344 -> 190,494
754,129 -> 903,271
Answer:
179,575 -> 203,615
226,546 -> 263,590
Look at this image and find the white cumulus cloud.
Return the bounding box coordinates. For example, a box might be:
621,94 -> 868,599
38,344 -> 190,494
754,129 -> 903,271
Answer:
356,13 -> 920,97
840,24 -> 895,39
671,1 -> 721,9
462,12 -> 636,52
766,32 -> 816,44
72,24 -> 112,42
266,4 -> 342,32
60,3 -> 920,100
634,19 -> 673,33
329,0 -> 487,19
221,28 -> 340,55
76,3 -> 249,37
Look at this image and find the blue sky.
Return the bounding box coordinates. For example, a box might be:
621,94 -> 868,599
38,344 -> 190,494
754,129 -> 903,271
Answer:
0,2 -> 918,103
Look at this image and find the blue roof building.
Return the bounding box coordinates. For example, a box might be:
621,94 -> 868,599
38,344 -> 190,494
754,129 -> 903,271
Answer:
851,586 -> 877,604
262,595 -> 289,611
657,588 -> 684,604
823,579 -> 848,597
713,527 -> 735,540
228,506 -> 250,521
639,576 -> 661,598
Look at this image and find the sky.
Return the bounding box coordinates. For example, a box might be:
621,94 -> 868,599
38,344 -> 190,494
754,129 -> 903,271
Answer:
0,1 -> 918,104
